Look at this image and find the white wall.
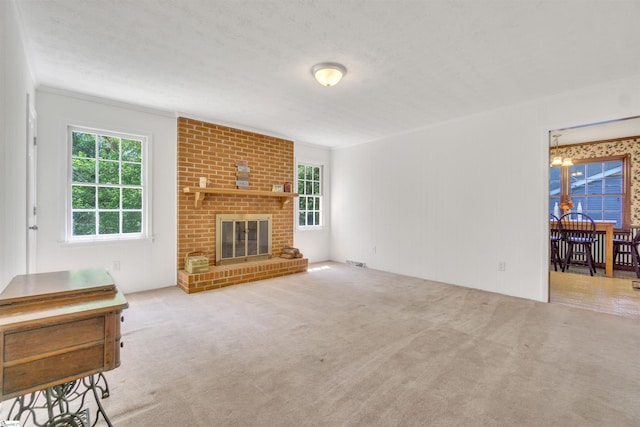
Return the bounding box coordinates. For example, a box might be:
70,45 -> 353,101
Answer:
1,0 -> 34,291
35,90 -> 177,294
294,142 -> 331,262
331,74 -> 640,302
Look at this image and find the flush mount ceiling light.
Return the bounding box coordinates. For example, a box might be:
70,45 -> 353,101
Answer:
311,63 -> 347,87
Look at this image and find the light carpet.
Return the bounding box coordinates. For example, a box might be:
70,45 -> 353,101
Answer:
36,262 -> 640,425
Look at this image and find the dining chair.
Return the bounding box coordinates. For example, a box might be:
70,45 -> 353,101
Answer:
560,212 -> 597,276
612,230 -> 640,278
549,214 -> 563,271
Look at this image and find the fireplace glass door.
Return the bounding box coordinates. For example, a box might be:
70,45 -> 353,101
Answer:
216,214 -> 272,265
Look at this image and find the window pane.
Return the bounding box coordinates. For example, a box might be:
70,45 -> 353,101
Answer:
585,210 -> 603,221
549,166 -> 561,195
604,175 -> 622,194
550,197 -> 560,216
122,211 -> 142,233
587,180 -> 603,194
122,163 -> 141,185
98,187 -> 119,209
98,161 -> 119,184
73,212 -> 95,235
587,197 -> 602,210
604,161 -> 620,171
604,162 -> 623,194
72,186 -> 95,209
99,212 -> 120,234
604,196 -> 622,210
122,139 -> 142,162
99,136 -> 120,160
298,163 -> 322,227
72,132 -> 95,158
570,165 -> 586,195
122,188 -> 142,209
586,163 -> 602,176
72,158 -> 95,183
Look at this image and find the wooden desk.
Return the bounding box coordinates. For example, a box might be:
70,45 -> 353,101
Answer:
552,220 -> 616,277
0,268 -> 128,400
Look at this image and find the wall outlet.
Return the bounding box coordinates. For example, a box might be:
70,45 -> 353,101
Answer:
498,261 -> 506,272
112,260 -> 121,271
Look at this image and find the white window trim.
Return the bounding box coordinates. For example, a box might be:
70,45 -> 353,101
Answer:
296,162 -> 324,231
64,125 -> 153,243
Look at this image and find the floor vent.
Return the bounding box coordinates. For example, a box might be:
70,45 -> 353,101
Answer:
346,260 -> 366,268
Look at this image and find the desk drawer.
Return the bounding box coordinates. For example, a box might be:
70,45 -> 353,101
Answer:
4,317 -> 105,362
3,344 -> 104,396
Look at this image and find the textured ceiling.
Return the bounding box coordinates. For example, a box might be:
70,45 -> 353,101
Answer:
15,0 -> 640,147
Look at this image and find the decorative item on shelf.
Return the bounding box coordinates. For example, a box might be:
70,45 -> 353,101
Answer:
577,201 -> 582,214
199,177 -> 210,188
553,202 -> 560,218
236,161 -> 250,189
184,251 -> 209,273
272,184 -> 284,192
284,182 -> 292,192
280,247 -> 303,259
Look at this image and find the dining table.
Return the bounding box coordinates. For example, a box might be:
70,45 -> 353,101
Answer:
551,219 -> 617,277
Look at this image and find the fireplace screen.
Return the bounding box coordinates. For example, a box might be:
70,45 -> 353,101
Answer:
216,214 -> 272,265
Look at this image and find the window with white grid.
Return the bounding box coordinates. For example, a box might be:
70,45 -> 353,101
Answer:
297,164 -> 322,228
68,126 -> 149,241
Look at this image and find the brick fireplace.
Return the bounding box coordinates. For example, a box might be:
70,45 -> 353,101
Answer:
176,117 -> 307,294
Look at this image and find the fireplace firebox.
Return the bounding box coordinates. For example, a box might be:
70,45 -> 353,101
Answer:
215,214 -> 272,265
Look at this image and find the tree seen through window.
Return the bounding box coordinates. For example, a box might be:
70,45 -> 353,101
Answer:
70,128 -> 144,239
298,164 -> 322,227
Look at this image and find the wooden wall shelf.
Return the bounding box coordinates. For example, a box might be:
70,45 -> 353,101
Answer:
183,187 -> 299,209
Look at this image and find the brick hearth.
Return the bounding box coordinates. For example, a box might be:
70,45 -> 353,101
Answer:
177,258 -> 308,294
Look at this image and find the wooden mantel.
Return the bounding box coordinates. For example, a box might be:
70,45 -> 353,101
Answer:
183,187 -> 299,209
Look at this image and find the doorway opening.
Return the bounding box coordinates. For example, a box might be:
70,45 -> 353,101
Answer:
548,115 -> 640,319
